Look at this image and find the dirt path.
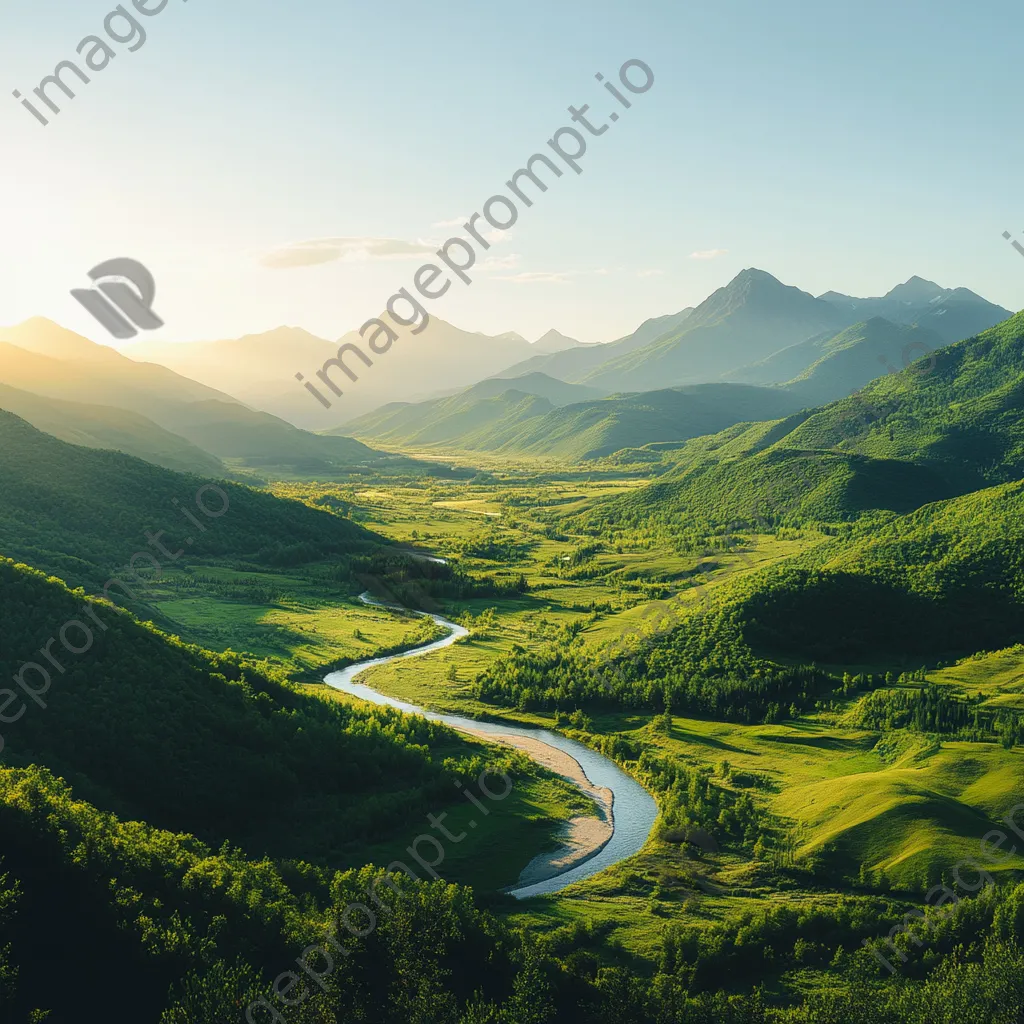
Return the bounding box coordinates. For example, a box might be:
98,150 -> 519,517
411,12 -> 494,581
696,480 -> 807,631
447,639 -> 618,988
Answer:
461,728 -> 615,888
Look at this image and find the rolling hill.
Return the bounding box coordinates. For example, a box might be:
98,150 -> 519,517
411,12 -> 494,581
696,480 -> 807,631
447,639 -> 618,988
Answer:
0,410 -> 380,591
0,320 -> 433,478
590,307 -> 1024,533
0,382 -> 224,475
346,374 -> 809,461
340,372 -> 608,446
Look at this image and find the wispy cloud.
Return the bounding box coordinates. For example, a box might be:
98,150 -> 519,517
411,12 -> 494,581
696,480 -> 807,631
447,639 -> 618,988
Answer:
494,271 -> 572,285
261,237 -> 435,269
689,248 -> 729,261
636,269 -> 666,278
432,216 -> 469,228
480,253 -> 522,272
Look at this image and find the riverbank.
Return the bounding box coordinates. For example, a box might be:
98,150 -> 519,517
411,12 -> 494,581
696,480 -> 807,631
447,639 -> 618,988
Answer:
325,595 -> 658,898
460,728 -> 615,888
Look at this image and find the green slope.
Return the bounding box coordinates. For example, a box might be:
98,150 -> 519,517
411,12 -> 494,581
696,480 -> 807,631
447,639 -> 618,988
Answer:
0,321 -> 432,479
596,308 -> 1024,530
0,381 -> 225,475
0,557 -> 456,858
505,384 -> 809,460
745,478 -> 1024,661
349,375 -> 809,461
726,317 -> 947,401
0,410 -> 378,592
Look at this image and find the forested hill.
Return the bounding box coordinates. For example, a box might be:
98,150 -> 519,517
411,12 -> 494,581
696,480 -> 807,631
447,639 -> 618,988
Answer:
0,381 -> 226,476
347,380 -> 809,461
0,410 -> 379,592
591,308 -> 1024,532
0,556 -> 471,861
704,478 -> 1024,668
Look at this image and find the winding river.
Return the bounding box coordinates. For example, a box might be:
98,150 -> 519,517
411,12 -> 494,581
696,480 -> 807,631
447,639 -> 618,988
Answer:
324,594 -> 658,899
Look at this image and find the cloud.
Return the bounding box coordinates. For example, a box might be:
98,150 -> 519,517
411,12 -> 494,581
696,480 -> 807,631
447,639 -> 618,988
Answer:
636,269 -> 666,278
689,248 -> 729,261
494,271 -> 571,284
480,253 -> 522,272
261,237 -> 436,269
432,216 -> 469,228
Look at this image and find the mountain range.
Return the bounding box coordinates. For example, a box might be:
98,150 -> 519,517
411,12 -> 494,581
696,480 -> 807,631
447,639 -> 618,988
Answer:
499,270 -> 1011,394
0,269 -> 1013,475
129,322 -> 589,427
344,374 -> 809,461
342,271 -> 1012,460
0,319 -> 438,479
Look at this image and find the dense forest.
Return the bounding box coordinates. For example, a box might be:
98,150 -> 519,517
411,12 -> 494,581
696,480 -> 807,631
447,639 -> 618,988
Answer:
0,556 -> 511,862
0,412 -> 380,594
2,762 -> 1024,1022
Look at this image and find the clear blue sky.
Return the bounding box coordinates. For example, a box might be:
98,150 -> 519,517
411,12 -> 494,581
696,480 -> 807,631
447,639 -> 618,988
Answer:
2,0 -> 1023,346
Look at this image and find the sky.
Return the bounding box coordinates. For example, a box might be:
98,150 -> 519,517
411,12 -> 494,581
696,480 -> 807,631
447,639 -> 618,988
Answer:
2,0 -> 1024,349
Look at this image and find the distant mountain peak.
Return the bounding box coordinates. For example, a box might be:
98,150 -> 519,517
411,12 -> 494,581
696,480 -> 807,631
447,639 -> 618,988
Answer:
884,276 -> 945,304
690,269 -> 839,327
728,268 -> 786,294
534,328 -> 578,346
532,329 -> 587,354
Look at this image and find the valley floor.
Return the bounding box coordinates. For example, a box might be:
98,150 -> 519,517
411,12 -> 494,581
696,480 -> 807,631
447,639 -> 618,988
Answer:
133,466 -> 1024,1000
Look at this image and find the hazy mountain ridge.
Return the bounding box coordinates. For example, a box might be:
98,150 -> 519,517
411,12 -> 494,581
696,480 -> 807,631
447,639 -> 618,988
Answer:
0,382 -> 225,476
0,320 -> 434,479
346,375 -> 809,461
592,307 -> 1024,531
132,320 -> 570,428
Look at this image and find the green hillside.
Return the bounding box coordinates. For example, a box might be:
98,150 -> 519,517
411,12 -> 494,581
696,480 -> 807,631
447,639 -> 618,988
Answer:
727,317 -> 947,402
594,308 -> 1024,531
0,557 -> 462,858
349,378 -> 808,460
0,411 -> 377,591
0,382 -> 225,475
340,371 -> 604,446
511,384 -> 808,460
0,322 -> 434,479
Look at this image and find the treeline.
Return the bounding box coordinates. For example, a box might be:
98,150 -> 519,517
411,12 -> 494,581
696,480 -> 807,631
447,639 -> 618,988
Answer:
0,557 -> 488,863
351,549 -> 529,610
475,630 -> 832,725
638,748 -> 771,855
3,764 -> 1024,1022
851,685 -> 1024,746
